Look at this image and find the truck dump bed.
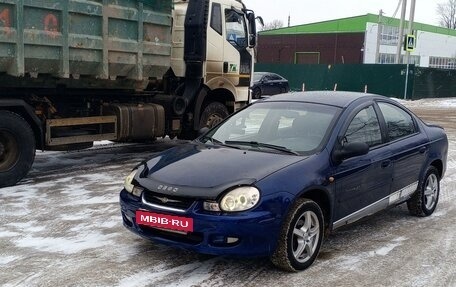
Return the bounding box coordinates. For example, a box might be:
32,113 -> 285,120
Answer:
0,0 -> 172,89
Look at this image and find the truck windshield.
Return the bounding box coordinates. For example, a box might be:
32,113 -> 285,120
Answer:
225,9 -> 247,49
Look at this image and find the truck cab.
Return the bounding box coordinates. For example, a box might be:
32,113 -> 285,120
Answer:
171,0 -> 257,133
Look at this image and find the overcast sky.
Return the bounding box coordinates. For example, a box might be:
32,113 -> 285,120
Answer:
243,0 -> 441,28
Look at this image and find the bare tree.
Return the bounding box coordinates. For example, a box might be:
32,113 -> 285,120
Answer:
260,19 -> 284,31
437,0 -> 456,29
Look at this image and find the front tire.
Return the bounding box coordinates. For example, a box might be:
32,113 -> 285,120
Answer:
252,87 -> 261,99
199,102 -> 229,129
271,198 -> 324,272
407,166 -> 440,217
0,111 -> 36,187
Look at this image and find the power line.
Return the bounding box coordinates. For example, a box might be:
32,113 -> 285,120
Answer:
392,0 -> 402,19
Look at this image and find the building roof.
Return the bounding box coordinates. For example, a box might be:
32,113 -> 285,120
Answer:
260,14 -> 456,37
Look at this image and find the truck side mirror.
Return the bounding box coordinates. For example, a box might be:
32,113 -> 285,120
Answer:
247,13 -> 257,48
249,34 -> 256,48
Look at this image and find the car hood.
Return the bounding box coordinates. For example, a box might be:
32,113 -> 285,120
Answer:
135,142 -> 306,199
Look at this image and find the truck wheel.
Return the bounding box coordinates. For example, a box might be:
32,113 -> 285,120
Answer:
271,198 -> 324,272
407,166 -> 440,217
199,102 -> 229,129
0,111 -> 36,187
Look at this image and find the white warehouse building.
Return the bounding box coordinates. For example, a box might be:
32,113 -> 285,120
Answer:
364,16 -> 456,68
259,14 -> 456,68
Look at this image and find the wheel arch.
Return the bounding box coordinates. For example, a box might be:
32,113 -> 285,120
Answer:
0,100 -> 43,149
297,187 -> 333,235
204,88 -> 235,112
204,77 -> 237,101
430,159 -> 443,179
193,86 -> 235,130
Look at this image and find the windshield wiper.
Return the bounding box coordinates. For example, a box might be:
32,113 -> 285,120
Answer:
225,141 -> 299,155
201,135 -> 223,145
201,136 -> 241,149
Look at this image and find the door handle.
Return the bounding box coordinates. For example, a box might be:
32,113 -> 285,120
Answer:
381,160 -> 391,168
419,146 -> 427,154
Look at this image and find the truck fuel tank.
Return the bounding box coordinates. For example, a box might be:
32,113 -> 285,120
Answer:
103,103 -> 165,142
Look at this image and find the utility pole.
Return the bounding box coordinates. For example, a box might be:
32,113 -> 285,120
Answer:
405,0 -> 416,64
375,10 -> 383,64
396,0 -> 407,64
403,0 -> 416,99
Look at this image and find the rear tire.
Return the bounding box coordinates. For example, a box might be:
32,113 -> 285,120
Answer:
0,111 -> 36,187
271,198 -> 324,272
407,166 -> 440,217
199,102 -> 229,129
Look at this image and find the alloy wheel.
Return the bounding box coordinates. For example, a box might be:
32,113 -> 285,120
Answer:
424,173 -> 438,210
292,210 -> 320,263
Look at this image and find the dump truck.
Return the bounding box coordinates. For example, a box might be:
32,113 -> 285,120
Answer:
0,0 -> 258,187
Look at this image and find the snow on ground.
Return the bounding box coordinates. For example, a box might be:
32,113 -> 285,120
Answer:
0,100 -> 455,287
393,97 -> 456,108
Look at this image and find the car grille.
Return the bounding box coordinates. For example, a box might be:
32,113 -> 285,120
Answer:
142,190 -> 195,211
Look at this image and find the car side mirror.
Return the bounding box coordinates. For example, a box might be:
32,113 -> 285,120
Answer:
332,142 -> 369,164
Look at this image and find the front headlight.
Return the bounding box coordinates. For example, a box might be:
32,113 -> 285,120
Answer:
124,169 -> 144,197
219,186 -> 260,212
124,169 -> 137,193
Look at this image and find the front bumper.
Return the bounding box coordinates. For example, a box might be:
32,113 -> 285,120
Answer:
119,189 -> 283,257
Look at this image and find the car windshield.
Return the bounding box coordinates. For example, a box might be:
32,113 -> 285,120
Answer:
201,102 -> 341,155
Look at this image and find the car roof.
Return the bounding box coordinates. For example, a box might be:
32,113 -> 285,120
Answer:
254,72 -> 280,76
260,91 -> 386,108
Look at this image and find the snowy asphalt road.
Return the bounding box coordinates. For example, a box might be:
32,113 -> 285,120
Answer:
1,99 -> 455,287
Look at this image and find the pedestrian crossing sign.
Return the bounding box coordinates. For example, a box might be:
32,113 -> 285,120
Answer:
404,34 -> 416,52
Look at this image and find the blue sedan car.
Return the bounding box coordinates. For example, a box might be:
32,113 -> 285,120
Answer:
120,91 -> 448,271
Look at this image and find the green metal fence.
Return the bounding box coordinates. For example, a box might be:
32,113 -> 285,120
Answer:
255,64 -> 455,100
414,68 -> 456,99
